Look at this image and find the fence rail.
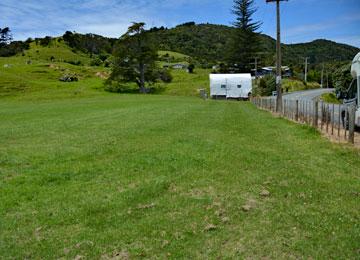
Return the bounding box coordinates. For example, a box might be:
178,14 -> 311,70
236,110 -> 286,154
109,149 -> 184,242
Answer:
252,97 -> 357,144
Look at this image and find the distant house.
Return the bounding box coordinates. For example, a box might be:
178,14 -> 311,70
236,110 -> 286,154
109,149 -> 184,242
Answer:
172,64 -> 187,69
252,66 -> 292,78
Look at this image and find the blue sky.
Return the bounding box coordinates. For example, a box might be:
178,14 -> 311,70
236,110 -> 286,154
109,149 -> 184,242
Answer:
2,0 -> 360,47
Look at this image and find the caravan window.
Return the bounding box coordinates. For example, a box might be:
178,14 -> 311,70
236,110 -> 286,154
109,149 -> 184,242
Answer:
221,84 -> 226,89
237,85 -> 242,88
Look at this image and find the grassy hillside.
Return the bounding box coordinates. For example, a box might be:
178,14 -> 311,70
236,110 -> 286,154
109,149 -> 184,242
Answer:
0,42 -> 108,98
152,24 -> 234,63
282,39 -> 360,65
158,50 -> 190,61
0,41 -> 212,98
158,68 -> 211,96
150,24 -> 360,65
1,94 -> 359,258
0,37 -> 349,99
25,40 -> 92,64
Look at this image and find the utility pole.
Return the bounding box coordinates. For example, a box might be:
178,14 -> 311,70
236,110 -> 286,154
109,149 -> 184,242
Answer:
304,57 -> 309,83
266,0 -> 287,112
321,63 -> 324,88
251,57 -> 259,78
255,57 -> 259,78
252,57 -> 260,89
327,71 -> 329,88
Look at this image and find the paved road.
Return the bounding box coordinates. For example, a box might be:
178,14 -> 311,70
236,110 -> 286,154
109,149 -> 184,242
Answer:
282,88 -> 334,101
268,88 -> 345,125
264,88 -> 358,129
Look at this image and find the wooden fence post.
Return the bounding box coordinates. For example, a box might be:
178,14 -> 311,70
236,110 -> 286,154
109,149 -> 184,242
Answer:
313,101 -> 318,128
331,104 -> 335,135
320,103 -> 324,130
307,101 -> 310,124
338,104 -> 341,137
295,100 -> 299,121
282,99 -> 285,116
348,105 -> 356,144
345,107 -> 348,140
326,104 -> 329,133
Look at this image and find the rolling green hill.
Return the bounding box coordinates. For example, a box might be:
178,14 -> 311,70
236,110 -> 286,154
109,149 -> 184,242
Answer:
0,40 -> 210,98
149,23 -> 360,66
2,23 -> 359,69
1,23 -> 359,97
0,41 -> 108,98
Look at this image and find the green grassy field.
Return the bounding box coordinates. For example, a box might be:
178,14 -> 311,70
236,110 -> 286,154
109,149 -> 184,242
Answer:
1,93 -> 359,259
0,43 -> 210,98
0,42 -> 107,99
158,50 -> 190,61
159,68 -> 211,96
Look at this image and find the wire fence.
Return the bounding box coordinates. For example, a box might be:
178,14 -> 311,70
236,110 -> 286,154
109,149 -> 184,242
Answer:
252,97 -> 358,145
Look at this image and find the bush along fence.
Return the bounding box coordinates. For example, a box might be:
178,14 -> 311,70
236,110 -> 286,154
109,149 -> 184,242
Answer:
252,97 -> 357,145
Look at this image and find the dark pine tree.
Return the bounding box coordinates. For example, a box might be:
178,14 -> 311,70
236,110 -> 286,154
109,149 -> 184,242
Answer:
227,0 -> 262,73
0,27 -> 12,47
108,22 -> 159,93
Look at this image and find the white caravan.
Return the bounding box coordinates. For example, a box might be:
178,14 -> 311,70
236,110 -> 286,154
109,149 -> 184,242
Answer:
351,52 -> 360,126
342,52 -> 360,127
209,74 -> 252,99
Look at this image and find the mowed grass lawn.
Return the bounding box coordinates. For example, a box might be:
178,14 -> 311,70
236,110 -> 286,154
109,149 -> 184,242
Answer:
0,94 -> 359,259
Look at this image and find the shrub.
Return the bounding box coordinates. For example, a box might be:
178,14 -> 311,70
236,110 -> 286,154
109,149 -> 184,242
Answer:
332,63 -> 352,93
188,64 -> 195,73
104,80 -> 138,93
104,60 -> 111,67
90,58 -> 103,66
257,75 -> 276,96
59,74 -> 78,82
159,69 -> 173,83
66,60 -> 82,66
321,93 -> 341,104
99,54 -> 109,62
39,36 -> 52,47
0,41 -> 30,57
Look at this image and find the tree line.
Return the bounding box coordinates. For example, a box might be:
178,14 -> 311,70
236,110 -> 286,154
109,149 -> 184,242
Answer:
0,28 -> 30,57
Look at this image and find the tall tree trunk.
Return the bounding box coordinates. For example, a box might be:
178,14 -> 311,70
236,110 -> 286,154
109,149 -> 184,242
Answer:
139,63 -> 146,93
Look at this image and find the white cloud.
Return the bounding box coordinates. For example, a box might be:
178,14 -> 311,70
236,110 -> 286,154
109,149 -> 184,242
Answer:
1,0 -> 188,39
331,35 -> 360,48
